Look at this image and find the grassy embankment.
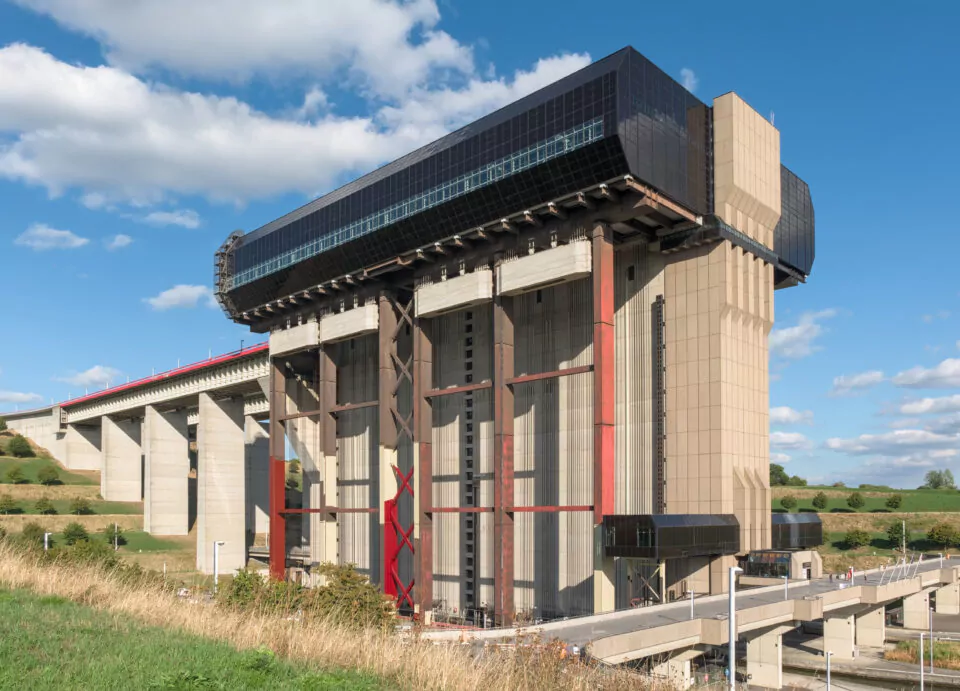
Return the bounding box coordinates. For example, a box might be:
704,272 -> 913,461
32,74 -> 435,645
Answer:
0,587 -> 380,690
0,541 -> 657,691
771,486 -> 960,570
885,640 -> 960,671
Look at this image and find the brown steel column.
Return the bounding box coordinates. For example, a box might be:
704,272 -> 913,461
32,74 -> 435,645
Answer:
268,357 -> 287,580
413,315 -> 433,618
493,287 -> 515,625
592,223 -> 615,523
378,294 -> 399,589
318,343 -> 338,562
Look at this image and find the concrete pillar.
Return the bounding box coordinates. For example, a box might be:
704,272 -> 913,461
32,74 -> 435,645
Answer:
935,582 -> 960,615
651,657 -> 692,689
244,417 -> 269,536
143,406 -> 189,535
593,538 -> 616,613
855,605 -> 886,649
903,590 -> 930,630
317,346 -> 338,573
196,393 -> 246,575
823,613 -> 856,659
746,628 -> 785,690
64,423 -> 102,471
100,416 -> 142,502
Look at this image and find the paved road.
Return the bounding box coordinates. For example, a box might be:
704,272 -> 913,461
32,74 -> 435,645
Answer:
424,557 -> 954,648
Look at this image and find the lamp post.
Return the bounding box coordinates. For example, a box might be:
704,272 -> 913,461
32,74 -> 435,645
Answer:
920,632 -> 925,691
826,650 -> 833,690
728,566 -> 743,690
213,541 -> 225,593
689,590 -> 696,620
43,532 -> 52,552
783,575 -> 789,601
930,606 -> 935,674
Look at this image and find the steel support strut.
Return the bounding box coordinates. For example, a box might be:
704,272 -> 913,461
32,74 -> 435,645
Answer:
268,357 -> 287,580
413,313 -> 434,618
592,223 -> 615,523
493,279 -> 515,625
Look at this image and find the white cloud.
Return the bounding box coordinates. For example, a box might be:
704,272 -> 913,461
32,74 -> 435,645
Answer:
771,431 -> 811,450
296,86 -> 329,120
0,390 -> 43,404
0,43 -> 589,207
104,233 -> 132,250
13,223 -> 89,250
925,413 -> 960,435
900,394 -> 960,416
770,406 -> 813,425
56,364 -> 121,388
144,284 -> 217,310
892,358 -> 960,389
830,370 -> 884,397
956,340 -> 960,350
862,449 -> 958,469
769,309 -> 837,359
13,0 -> 474,98
680,67 -> 698,93
771,452 -> 791,464
142,210 -> 200,229
921,310 -> 950,323
826,429 -> 960,456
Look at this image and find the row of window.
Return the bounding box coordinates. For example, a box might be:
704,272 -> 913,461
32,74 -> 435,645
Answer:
226,117 -> 605,290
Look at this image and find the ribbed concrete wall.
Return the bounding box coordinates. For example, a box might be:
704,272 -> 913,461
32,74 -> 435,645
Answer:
287,375 -> 322,563
245,417 -> 269,535
430,305 -> 493,615
513,278 -> 593,618
337,334 -> 378,578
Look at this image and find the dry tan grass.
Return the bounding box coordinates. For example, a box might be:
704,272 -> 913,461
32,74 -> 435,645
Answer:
0,514 -> 142,532
0,484 -> 102,500
0,544 -> 667,691
770,487 -> 893,500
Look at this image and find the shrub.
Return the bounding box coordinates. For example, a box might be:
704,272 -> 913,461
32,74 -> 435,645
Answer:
0,526 -> 6,541
36,465 -> 60,486
5,465 -> 26,485
779,495 -> 797,511
887,519 -> 910,551
0,417 -> 7,432
812,492 -> 829,511
844,528 -> 871,549
102,523 -> 127,546
285,476 -> 299,490
885,493 -> 903,510
62,522 -> 89,545
928,522 -> 959,549
288,459 -> 301,474
847,492 -> 865,510
0,494 -> 19,514
7,435 -> 32,458
786,475 -> 807,487
21,521 -> 47,546
34,497 -> 57,515
49,538 -> 118,567
68,496 -> 93,515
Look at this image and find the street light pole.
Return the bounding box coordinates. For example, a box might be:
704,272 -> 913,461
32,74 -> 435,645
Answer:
728,566 -> 743,690
920,632 -> 925,691
930,606 -> 935,674
783,575 -> 789,601
689,590 -> 695,620
826,650 -> 833,690
213,541 -> 225,593
43,532 -> 52,552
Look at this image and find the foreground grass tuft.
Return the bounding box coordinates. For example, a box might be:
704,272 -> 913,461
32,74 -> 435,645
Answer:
0,587 -> 380,689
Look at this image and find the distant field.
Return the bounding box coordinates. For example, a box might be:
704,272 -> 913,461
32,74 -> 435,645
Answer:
0,587 -> 381,690
772,487 -> 960,513
0,456 -> 96,486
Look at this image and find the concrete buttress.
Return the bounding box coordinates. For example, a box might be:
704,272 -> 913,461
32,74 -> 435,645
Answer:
143,406 -> 189,535
855,605 -> 886,649
101,416 -> 142,502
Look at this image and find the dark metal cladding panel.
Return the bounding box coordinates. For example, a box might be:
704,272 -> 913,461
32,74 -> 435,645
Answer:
774,165 -> 815,276
602,514 -> 740,560
770,512 -> 823,550
616,49 -> 712,215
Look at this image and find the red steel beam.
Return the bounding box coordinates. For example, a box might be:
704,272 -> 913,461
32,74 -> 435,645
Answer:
330,400 -> 378,414
493,287 -> 515,626
424,381 -> 492,398
506,364 -> 593,387
267,357 -> 287,580
278,409 -> 322,422
413,315 -> 434,618
508,505 -> 593,513
592,223 -> 616,524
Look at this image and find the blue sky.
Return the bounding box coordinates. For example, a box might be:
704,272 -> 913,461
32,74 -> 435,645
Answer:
1,0 -> 958,488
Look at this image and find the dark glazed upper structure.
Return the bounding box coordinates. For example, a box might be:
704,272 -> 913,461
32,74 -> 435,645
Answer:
215,46 -> 814,320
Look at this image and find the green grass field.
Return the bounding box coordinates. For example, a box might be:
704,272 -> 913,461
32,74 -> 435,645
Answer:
117,530 -> 184,552
772,487 -> 960,513
820,530 -> 944,556
0,456 -> 95,486
0,587 -> 381,690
